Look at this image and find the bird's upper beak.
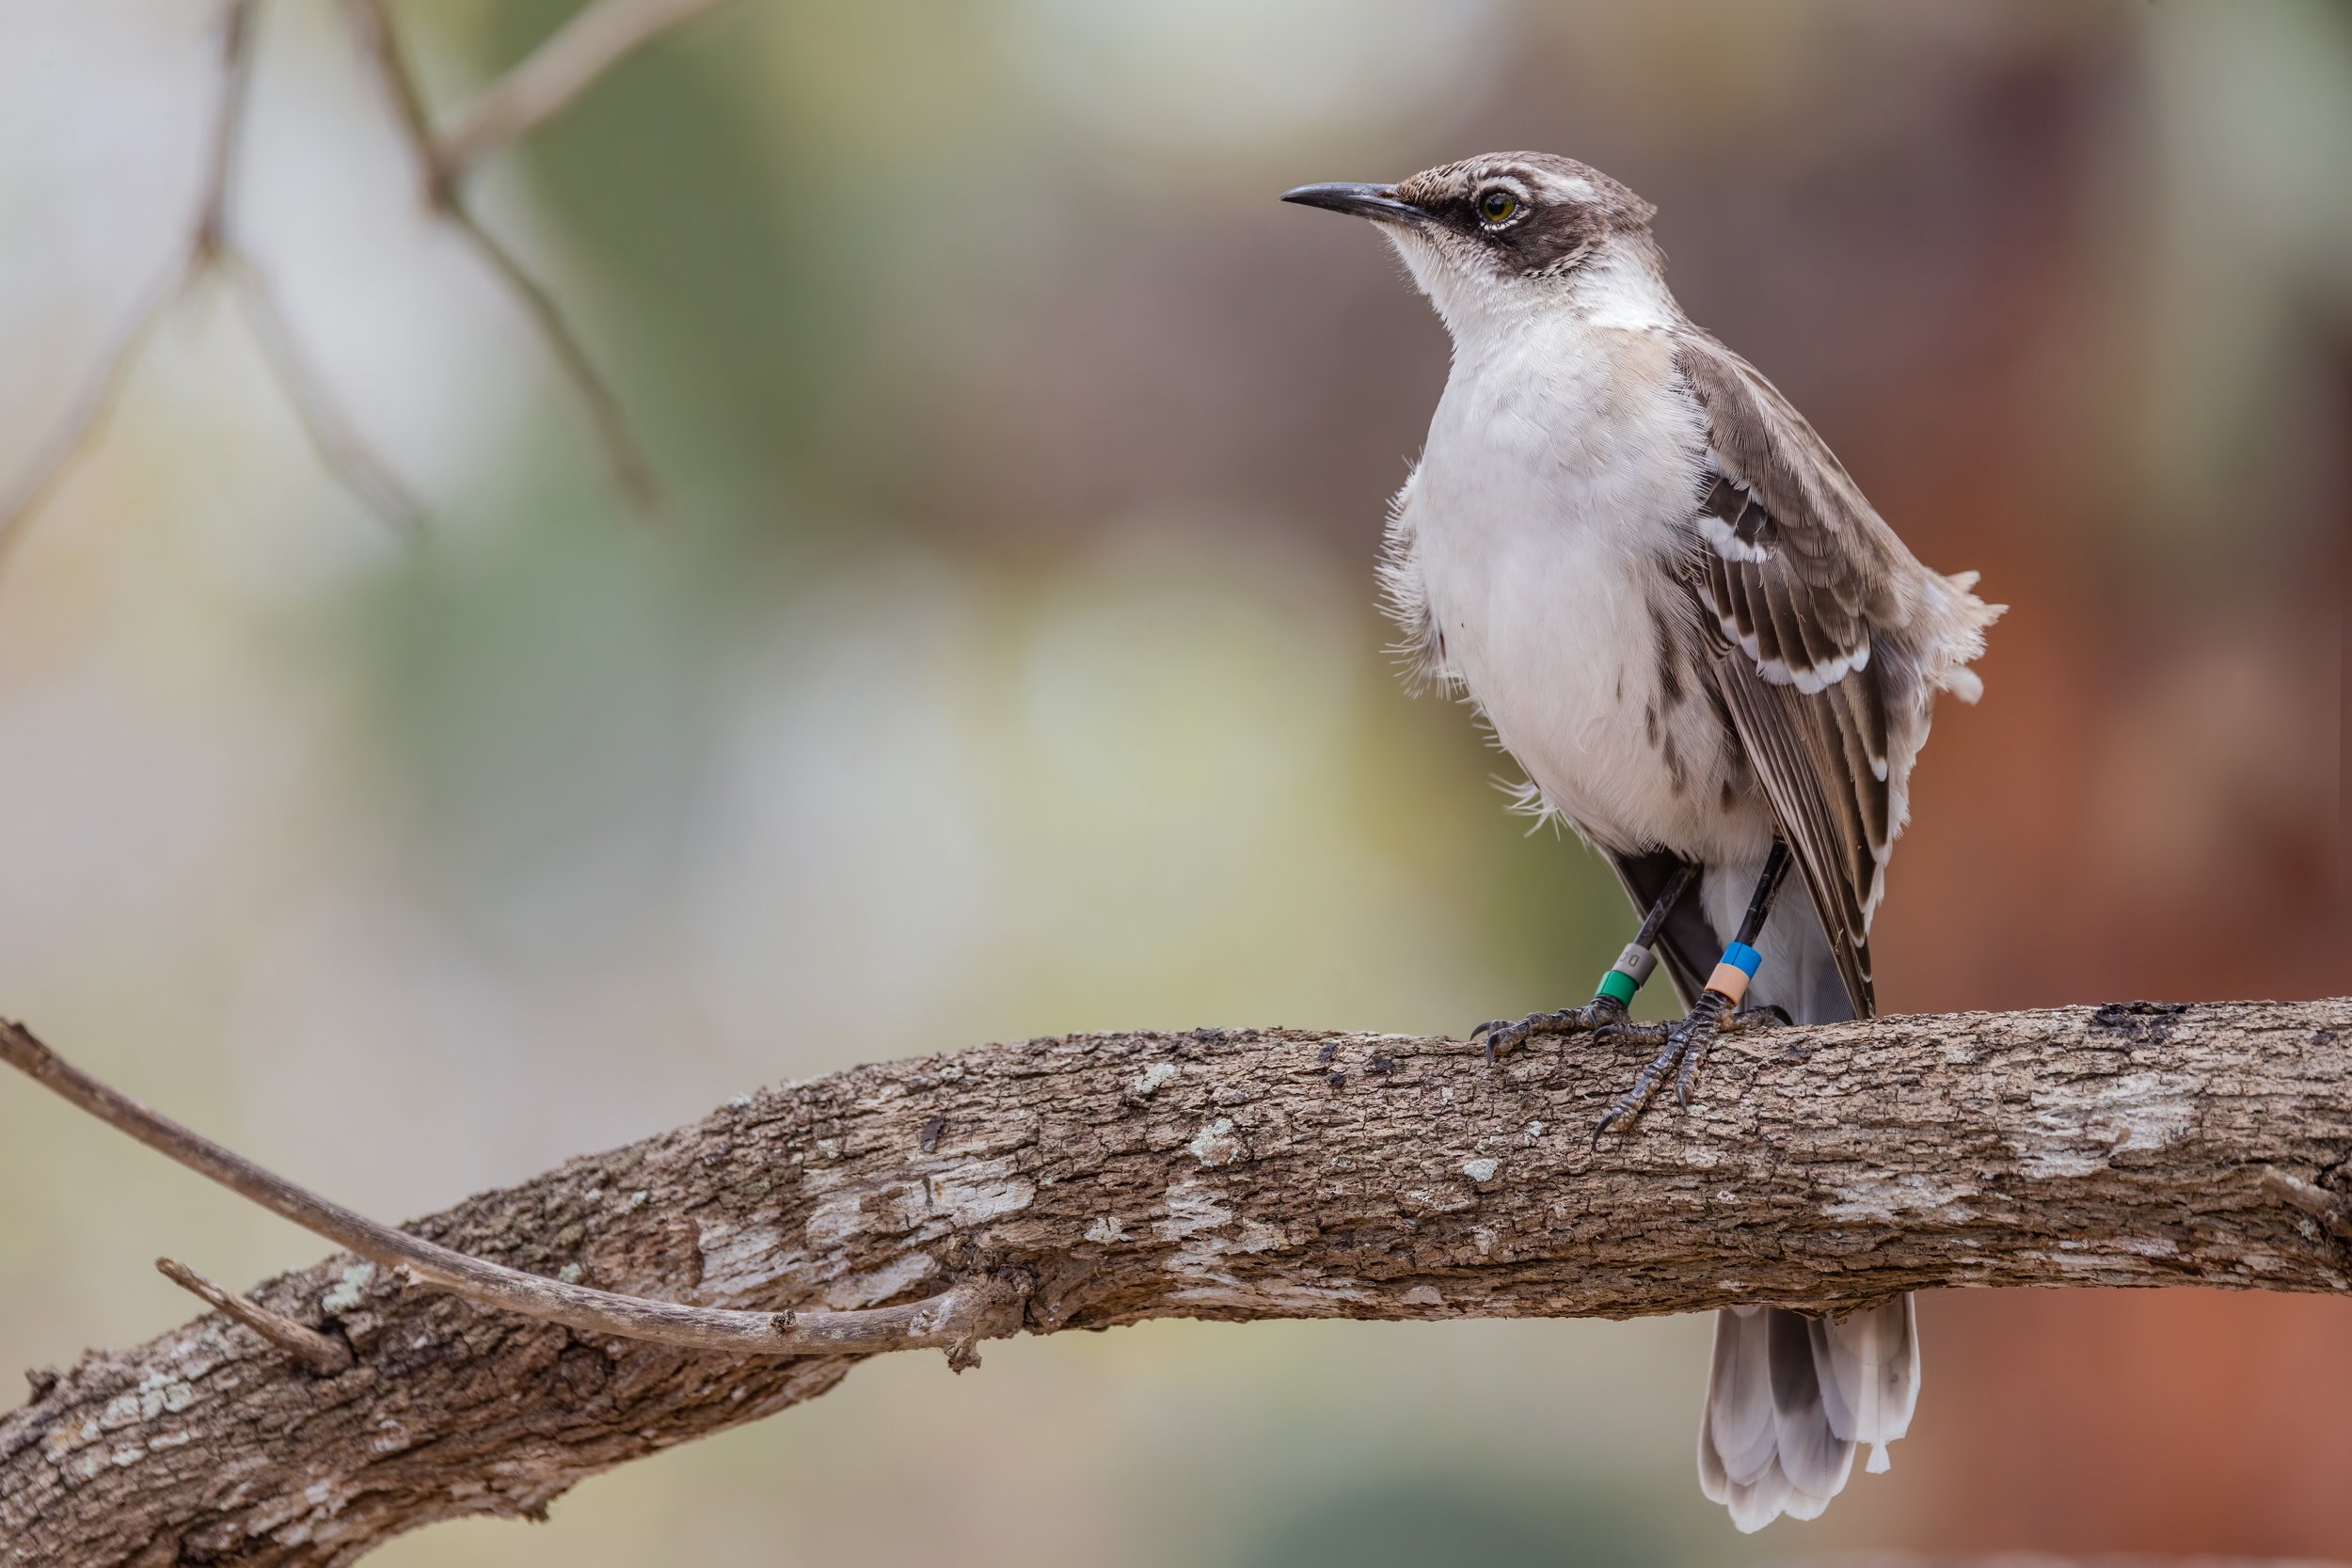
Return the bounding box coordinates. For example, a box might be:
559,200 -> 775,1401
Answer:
1279,182 -> 1430,228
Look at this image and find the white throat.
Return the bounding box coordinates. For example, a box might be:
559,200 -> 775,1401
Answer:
1383,230 -> 1683,353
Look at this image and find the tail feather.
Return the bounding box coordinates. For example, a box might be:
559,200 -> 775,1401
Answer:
1697,1308 -> 1800,1531
1698,1306 -> 1860,1534
1691,885 -> 1920,1531
1722,1467 -> 1795,1534
1699,1306 -> 1777,1488
1768,1308 -> 1859,1499
1807,1294 -> 1920,1473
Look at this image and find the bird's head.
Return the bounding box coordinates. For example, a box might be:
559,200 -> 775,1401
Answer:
1282,152 -> 1667,336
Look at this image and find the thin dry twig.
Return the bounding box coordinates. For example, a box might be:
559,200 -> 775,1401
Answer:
0,0 -> 262,547
438,202 -> 661,512
345,0 -> 662,516
436,0 -> 723,180
3,1 -> 244,555
222,251 -> 426,533
0,1018 -> 990,1358
0,262 -> 196,559
3,0 -> 679,556
154,1257 -> 354,1375
188,0 -> 260,264
0,0 -> 421,555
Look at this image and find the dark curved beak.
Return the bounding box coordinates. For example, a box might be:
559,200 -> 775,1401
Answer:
1279,182 -> 1430,227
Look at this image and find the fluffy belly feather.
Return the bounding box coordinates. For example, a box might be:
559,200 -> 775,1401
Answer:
1395,326 -> 1773,864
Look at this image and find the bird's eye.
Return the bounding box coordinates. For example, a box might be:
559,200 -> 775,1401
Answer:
1478,189 -> 1519,224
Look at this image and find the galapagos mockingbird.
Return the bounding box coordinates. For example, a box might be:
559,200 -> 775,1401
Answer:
1283,153 -> 1998,1532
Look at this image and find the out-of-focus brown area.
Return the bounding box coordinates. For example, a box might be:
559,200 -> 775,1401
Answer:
0,2 -> 2344,1564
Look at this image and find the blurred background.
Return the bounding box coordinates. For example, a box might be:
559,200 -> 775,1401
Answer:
1,0 -> 2348,1562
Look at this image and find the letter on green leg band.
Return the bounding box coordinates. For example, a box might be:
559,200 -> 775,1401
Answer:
1597,968 -> 1641,1007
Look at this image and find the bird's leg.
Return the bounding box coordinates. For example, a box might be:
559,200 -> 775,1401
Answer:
1472,861 -> 1697,1059
1592,841 -> 1792,1143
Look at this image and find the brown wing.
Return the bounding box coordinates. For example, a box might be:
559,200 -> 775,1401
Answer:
1675,332 -> 1915,1021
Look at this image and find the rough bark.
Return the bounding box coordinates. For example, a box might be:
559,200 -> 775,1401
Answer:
5,998 -> 2349,1566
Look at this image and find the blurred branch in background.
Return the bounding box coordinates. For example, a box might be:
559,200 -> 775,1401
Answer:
4,997 -> 2348,1565
432,0 -> 723,180
342,0 -> 687,517
0,0 -> 422,554
0,0 -> 720,556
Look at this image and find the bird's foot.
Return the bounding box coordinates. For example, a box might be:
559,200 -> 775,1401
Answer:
1590,995 -> 1787,1145
1470,996 -> 1645,1061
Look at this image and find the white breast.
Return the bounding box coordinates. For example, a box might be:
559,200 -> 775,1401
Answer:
1392,316 -> 1772,864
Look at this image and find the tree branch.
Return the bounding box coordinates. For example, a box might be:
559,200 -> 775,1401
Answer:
4,998 -> 2348,1565
433,0 -> 725,181
0,0 -> 426,553
344,0 -> 663,517
1,0 -> 681,557
0,1020 -> 1009,1362
0,1 -> 416,559
221,250 -> 427,535
152,1259 -> 353,1376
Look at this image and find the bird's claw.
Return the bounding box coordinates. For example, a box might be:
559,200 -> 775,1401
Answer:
1471,998 -> 1629,1061
1590,993 -> 1769,1146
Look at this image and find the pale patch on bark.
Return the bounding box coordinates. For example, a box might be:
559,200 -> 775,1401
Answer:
2011,1070 -> 2204,1179
1187,1118 -> 1245,1166
927,1157 -> 1038,1226
700,1222 -> 790,1297
1824,1173 -> 1979,1224
318,1263 -> 374,1315
825,1252 -> 937,1310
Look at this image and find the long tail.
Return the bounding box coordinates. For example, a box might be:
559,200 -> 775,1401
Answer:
1678,864 -> 1922,1532
1696,1297 -> 1920,1530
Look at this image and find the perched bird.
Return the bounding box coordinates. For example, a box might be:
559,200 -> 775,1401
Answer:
1283,153 -> 1998,1530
